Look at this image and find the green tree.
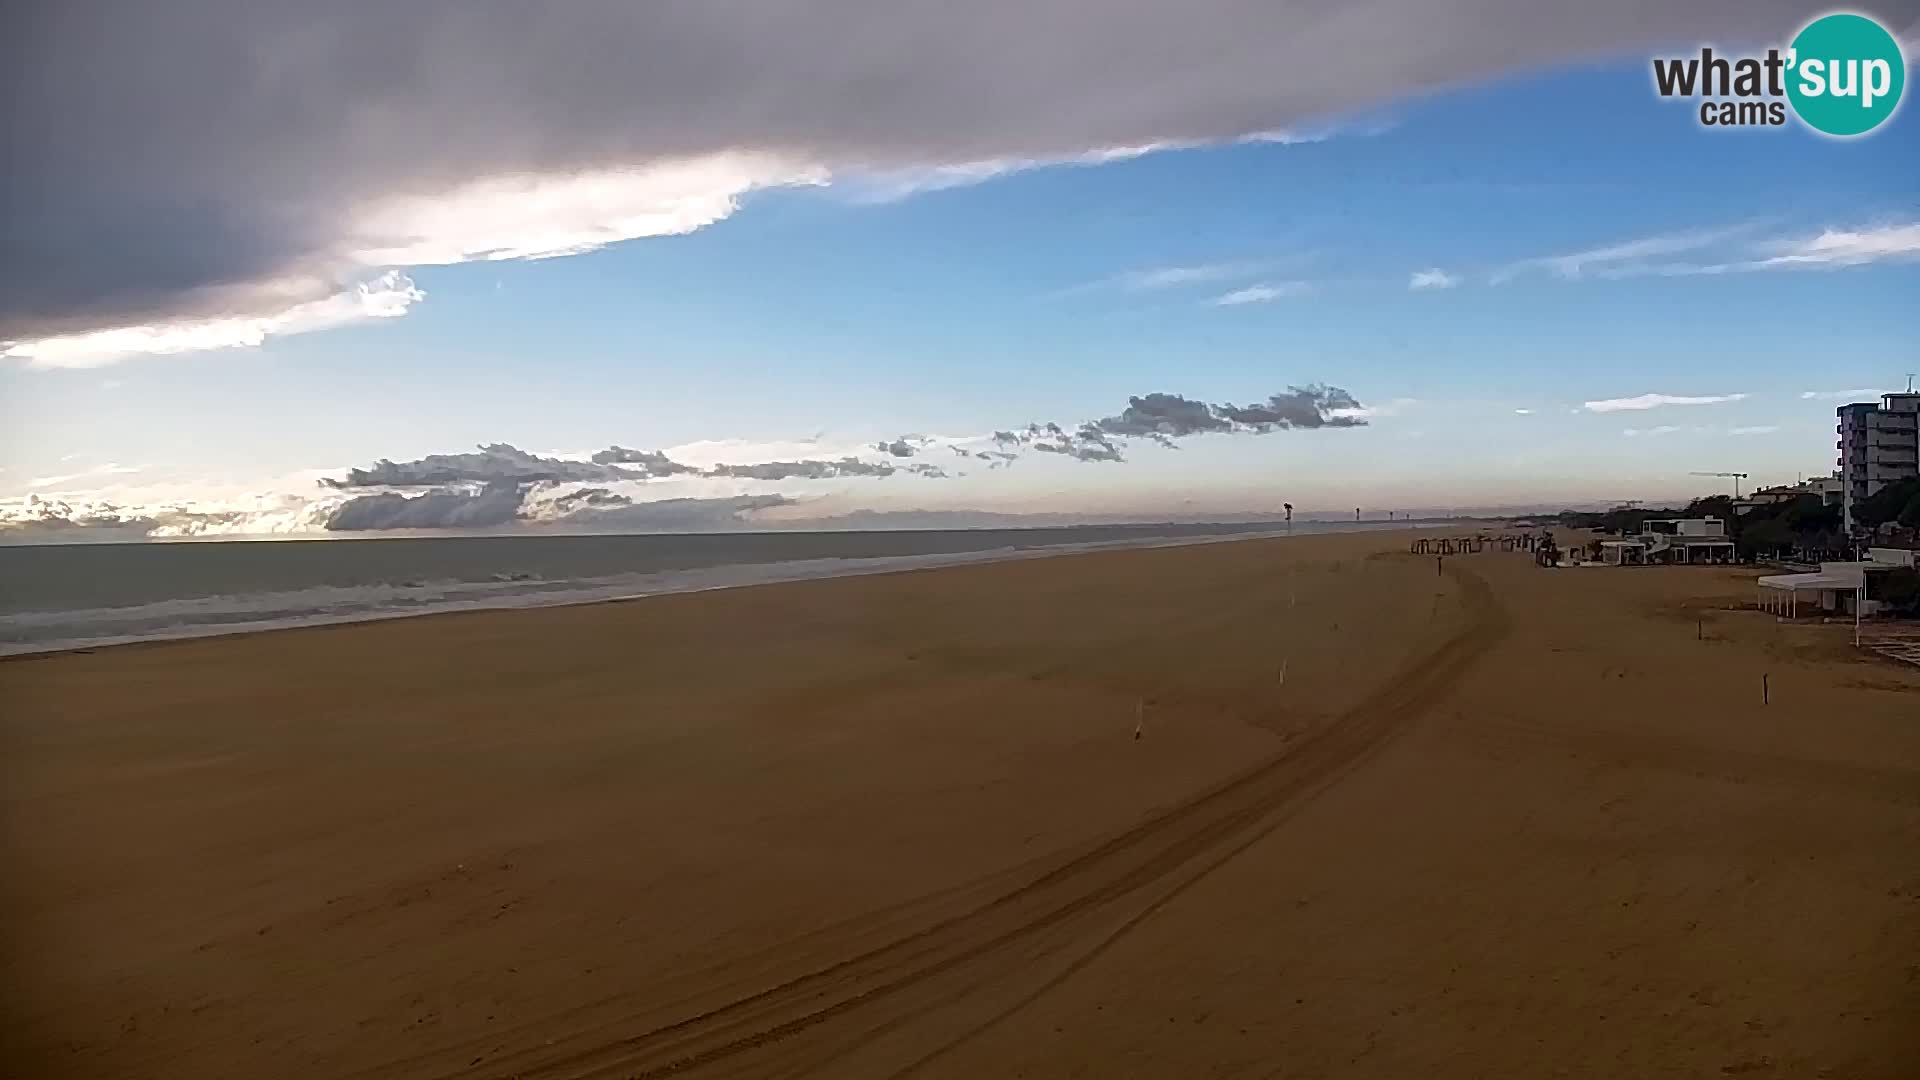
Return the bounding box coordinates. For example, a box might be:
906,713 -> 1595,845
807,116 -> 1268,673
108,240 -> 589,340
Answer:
1783,497 -> 1841,534
1877,568 -> 1920,616
1738,515 -> 1795,557
1683,495 -> 1736,520
1900,493 -> 1920,529
1857,477 -> 1920,527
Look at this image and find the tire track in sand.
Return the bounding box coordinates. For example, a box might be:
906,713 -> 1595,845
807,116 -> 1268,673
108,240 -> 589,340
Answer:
419,562 -> 1509,1080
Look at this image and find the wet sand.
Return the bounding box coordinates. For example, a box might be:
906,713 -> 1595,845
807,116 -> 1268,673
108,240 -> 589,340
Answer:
3,530 -> 1916,1078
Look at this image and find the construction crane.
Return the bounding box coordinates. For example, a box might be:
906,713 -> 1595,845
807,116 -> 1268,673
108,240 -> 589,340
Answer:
1690,471 -> 1749,497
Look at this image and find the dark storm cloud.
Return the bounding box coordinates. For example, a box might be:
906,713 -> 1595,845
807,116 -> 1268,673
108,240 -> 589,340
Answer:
325,443 -> 662,488
324,481 -> 529,531
3,0 -> 1838,343
543,486 -> 632,512
1213,385 -> 1366,429
1012,384 -> 1368,463
1091,393 -> 1230,439
1083,387 -> 1363,441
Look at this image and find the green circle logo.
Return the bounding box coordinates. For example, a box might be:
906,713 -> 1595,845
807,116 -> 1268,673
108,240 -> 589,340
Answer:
1786,13 -> 1906,136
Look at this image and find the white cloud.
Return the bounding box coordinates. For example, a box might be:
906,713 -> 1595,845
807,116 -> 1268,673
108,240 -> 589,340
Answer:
1755,223 -> 1920,269
841,160 -> 1025,202
1493,224 -> 1755,283
1052,259 -> 1285,299
1799,388 -> 1883,401
1332,397 -> 1418,421
25,462 -> 145,489
843,143 -> 1175,202
1622,425 -> 1682,437
660,435 -> 878,469
1583,392 -> 1747,413
3,272 -> 424,369
1212,281 -> 1313,306
1513,408 -> 1533,415
1125,263 -> 1271,290
844,127 -> 1365,203
0,489 -> 339,540
1510,221 -> 1920,282
1409,268 -> 1460,290
349,154 -> 828,266
1727,425 -> 1779,435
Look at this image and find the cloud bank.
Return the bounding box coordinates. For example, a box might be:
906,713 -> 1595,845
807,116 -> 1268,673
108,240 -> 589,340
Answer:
3,382 -> 1373,539
3,0 -> 1826,363
997,385 -> 1369,463
324,481 -> 529,531
325,444 -> 653,488
0,493 -> 333,542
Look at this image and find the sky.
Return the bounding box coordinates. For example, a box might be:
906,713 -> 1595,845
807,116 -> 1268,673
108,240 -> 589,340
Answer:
3,1 -> 1918,540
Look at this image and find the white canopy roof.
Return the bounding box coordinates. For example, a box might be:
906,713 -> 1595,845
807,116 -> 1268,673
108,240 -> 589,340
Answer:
1758,572 -> 1860,592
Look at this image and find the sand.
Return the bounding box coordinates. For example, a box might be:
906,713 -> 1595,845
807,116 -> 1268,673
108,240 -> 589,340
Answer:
2,530 -> 1916,1079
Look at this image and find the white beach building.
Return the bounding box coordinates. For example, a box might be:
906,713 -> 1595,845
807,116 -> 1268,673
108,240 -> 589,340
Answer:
1756,550 -> 1913,617
1598,517 -> 1736,566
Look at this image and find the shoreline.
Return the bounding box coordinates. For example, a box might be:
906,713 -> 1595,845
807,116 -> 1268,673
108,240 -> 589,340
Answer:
0,525 -> 1323,661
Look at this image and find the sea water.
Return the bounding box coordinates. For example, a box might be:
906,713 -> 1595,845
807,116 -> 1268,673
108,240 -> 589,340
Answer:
0,524 -> 1362,656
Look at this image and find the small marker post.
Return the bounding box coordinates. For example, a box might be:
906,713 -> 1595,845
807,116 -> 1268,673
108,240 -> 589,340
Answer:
1762,673 -> 1770,706
1133,697 -> 1145,740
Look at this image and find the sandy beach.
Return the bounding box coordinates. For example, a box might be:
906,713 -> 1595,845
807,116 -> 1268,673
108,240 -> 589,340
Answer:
3,528 -> 1916,1078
